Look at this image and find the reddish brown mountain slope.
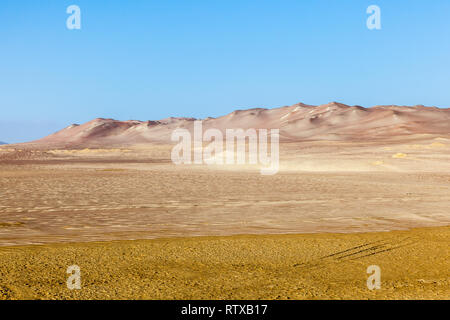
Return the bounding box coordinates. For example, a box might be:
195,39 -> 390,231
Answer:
28,102 -> 450,147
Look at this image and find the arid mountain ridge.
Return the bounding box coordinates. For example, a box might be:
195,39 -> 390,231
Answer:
28,102 -> 450,147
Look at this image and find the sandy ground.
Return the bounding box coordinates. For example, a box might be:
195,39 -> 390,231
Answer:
0,166 -> 449,245
0,138 -> 449,299
0,226 -> 448,300
1,140 -> 450,246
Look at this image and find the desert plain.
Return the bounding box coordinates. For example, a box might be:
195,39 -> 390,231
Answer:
0,103 -> 449,299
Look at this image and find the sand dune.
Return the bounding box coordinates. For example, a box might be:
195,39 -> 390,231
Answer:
24,102 -> 450,148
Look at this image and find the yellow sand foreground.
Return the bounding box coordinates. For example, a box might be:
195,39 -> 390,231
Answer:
0,226 -> 448,300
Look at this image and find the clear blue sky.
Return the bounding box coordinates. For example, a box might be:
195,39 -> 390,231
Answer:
1,0 -> 449,143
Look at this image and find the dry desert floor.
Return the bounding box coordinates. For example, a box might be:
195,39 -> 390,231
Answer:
0,227 -> 448,299
0,138 -> 449,299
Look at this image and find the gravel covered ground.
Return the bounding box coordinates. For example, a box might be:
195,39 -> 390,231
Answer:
0,226 -> 448,300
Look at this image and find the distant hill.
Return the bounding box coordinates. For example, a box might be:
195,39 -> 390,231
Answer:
0,141 -> 7,145
26,102 -> 450,147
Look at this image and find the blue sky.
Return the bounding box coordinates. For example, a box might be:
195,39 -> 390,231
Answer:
1,0 -> 449,143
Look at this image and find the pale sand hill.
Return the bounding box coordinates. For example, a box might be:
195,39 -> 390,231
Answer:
17,103 -> 450,148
